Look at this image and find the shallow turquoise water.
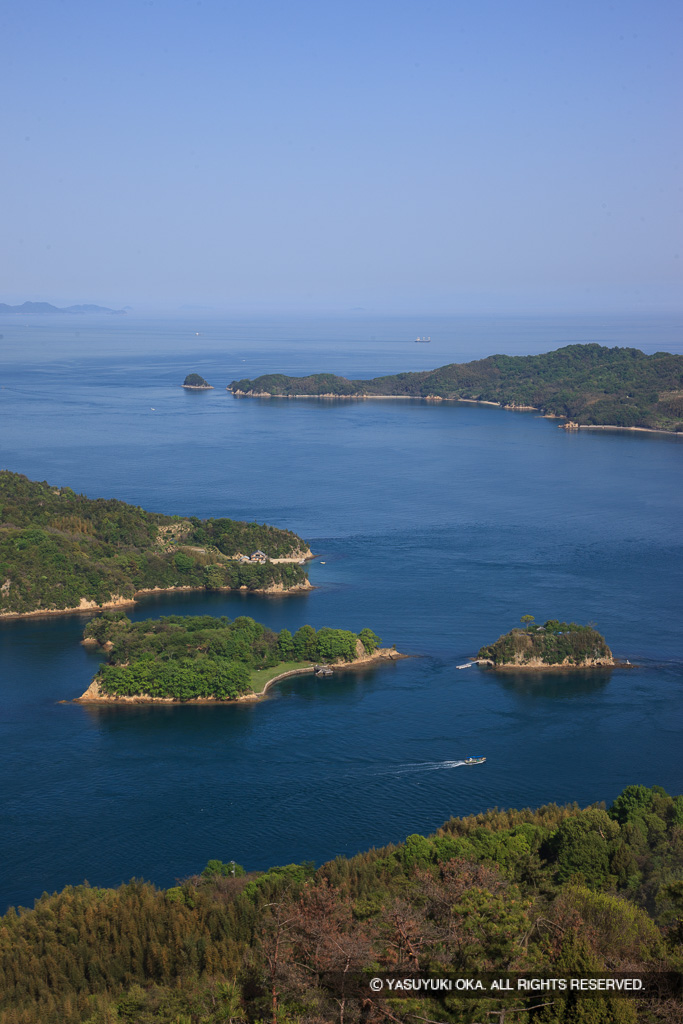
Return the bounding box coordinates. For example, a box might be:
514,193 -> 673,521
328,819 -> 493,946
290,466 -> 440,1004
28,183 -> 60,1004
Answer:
1,314 -> 682,911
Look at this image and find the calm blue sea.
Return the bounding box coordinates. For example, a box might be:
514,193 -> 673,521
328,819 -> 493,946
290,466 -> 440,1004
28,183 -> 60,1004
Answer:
1,313 -> 682,912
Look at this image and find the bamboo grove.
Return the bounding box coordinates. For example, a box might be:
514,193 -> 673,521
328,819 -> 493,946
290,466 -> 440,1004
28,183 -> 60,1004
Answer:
1,784 -> 681,1024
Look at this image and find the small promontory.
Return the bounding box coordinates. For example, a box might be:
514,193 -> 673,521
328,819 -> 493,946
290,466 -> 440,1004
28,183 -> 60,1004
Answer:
477,617 -> 614,668
77,613 -> 402,703
183,373 -> 213,389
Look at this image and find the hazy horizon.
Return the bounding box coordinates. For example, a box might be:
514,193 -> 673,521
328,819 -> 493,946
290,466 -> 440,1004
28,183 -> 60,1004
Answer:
2,305 -> 683,322
2,0 -> 681,315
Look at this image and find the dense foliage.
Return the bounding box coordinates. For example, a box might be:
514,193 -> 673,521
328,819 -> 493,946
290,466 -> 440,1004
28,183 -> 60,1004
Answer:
0,785 -> 681,1023
478,619 -> 613,666
0,472 -> 309,615
183,373 -> 211,387
230,344 -> 683,431
85,613 -> 382,699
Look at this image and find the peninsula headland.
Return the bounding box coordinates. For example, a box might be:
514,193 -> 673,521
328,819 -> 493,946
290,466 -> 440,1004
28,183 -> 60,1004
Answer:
76,612 -> 401,703
0,472 -> 312,617
228,343 -> 683,433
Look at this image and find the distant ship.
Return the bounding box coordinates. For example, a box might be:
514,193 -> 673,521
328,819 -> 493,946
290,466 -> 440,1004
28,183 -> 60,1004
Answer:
415,336 -> 431,343
463,756 -> 486,765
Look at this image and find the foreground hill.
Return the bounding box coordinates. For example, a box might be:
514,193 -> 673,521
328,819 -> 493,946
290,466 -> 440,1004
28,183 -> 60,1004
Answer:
0,784 -> 681,1023
78,612 -> 390,701
0,472 -> 310,616
229,344 -> 683,431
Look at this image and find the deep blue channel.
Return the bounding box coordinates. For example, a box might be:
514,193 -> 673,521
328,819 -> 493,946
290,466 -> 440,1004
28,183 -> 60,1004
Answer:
1,314 -> 682,911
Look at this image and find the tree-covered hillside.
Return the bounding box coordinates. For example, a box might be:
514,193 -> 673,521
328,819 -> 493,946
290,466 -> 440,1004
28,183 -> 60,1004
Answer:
0,784 -> 681,1023
183,373 -> 212,388
229,344 -> 683,431
83,612 -> 383,700
478,619 -> 613,667
0,472 -> 309,615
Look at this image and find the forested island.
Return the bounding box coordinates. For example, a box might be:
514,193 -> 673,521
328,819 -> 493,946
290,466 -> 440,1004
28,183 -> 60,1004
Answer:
78,612 -> 396,702
182,373 -> 213,389
0,472 -> 311,617
477,618 -> 614,668
1,783 -> 681,1023
229,343 -> 683,432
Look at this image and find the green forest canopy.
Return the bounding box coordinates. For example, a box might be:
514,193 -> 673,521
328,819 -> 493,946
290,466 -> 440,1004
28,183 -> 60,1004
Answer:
229,343 -> 683,431
0,471 -> 309,615
85,612 -> 383,700
478,619 -> 613,666
0,784 -> 681,1023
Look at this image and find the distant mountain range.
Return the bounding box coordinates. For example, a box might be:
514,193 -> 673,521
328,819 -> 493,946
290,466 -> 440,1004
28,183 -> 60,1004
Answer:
0,301 -> 126,315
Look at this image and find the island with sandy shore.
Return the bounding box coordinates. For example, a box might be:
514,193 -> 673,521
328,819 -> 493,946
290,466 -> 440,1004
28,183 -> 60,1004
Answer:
75,612 -> 403,703
0,471 -> 312,617
227,344 -> 683,433
476,617 -> 614,669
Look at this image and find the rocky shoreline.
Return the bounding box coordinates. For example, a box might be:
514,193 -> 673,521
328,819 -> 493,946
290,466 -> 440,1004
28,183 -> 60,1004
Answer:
0,579 -> 312,620
560,421 -> 679,436
230,389 -> 681,435
475,656 -> 615,670
74,647 -> 405,704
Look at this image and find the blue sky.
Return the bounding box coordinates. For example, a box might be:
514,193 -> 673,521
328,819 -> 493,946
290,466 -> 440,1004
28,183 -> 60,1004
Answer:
2,0 -> 681,313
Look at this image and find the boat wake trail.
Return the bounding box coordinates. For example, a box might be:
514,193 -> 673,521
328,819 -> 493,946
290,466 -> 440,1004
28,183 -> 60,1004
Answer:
375,759 -> 468,776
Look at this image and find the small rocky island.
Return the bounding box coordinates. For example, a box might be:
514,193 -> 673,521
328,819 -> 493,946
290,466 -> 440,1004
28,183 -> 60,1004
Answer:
77,613 -> 402,703
477,616 -> 614,668
182,373 -> 214,389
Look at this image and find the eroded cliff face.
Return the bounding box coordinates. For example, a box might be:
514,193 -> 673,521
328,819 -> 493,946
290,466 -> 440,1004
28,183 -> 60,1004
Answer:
477,655 -> 614,669
79,679 -> 104,700
247,579 -> 312,593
